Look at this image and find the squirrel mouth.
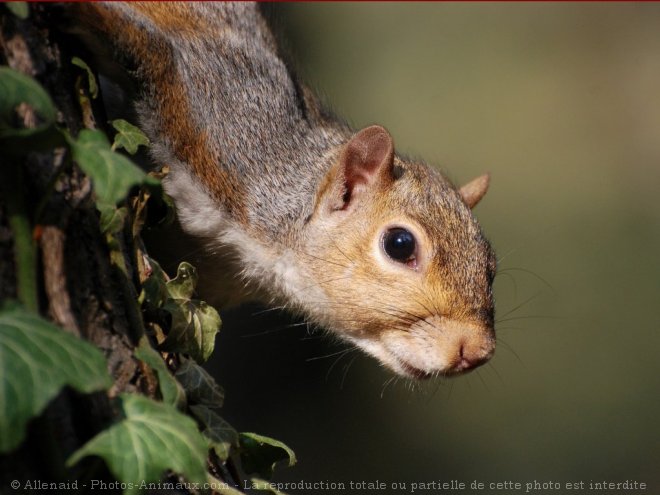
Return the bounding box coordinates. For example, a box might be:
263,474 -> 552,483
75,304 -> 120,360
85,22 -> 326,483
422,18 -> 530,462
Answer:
398,361 -> 433,380
397,358 -> 480,379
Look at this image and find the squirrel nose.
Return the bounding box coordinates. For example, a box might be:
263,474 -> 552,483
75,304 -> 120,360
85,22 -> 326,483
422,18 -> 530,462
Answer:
455,340 -> 491,372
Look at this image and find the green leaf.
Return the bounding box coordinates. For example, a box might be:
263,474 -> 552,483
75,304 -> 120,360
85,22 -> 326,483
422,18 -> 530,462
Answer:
5,2 -> 28,19
111,119 -> 149,154
0,68 -> 61,154
141,257 -> 169,308
161,299 -> 221,363
0,304 -> 112,453
68,129 -> 146,205
159,263 -> 221,363
189,405 -> 238,461
67,394 -> 208,492
71,56 -> 98,99
98,203 -> 128,234
175,358 -> 225,408
0,67 -> 54,127
134,339 -> 186,408
166,262 -> 197,300
239,433 -> 296,479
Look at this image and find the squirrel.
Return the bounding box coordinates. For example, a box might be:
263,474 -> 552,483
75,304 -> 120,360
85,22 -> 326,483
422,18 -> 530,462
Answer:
63,2 -> 497,380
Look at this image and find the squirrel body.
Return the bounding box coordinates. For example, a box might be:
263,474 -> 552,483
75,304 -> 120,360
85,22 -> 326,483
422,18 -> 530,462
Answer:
68,2 -> 496,378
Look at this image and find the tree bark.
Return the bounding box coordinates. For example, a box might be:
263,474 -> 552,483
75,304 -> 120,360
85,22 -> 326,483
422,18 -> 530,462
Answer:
0,5 -> 151,488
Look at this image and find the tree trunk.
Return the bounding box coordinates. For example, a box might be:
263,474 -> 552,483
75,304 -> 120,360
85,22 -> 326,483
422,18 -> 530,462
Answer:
1,6 -> 295,493
0,4 -> 147,488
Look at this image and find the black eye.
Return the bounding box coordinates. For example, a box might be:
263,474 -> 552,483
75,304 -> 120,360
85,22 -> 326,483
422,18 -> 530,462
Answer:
383,228 -> 416,264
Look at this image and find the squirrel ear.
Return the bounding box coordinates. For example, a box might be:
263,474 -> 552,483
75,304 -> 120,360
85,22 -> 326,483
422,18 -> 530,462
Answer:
459,173 -> 490,209
339,125 -> 394,208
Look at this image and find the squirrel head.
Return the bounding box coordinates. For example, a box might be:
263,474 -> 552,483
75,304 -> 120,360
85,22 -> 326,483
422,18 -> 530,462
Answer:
304,125 -> 495,379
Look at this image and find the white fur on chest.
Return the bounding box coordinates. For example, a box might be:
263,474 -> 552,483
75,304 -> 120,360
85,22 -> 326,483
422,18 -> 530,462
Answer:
164,164 -> 229,238
162,164 -> 328,311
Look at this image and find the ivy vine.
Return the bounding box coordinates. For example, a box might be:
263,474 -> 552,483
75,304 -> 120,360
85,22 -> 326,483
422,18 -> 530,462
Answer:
0,3 -> 295,493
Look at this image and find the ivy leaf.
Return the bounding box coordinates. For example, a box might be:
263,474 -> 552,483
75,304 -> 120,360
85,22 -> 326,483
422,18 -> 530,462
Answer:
175,358 -> 225,408
161,299 -> 221,363
141,257 -> 169,308
67,129 -> 146,205
0,67 -> 63,154
4,2 -> 29,19
134,339 -> 186,409
67,394 -> 208,493
71,57 -> 98,99
0,67 -> 54,127
97,203 -> 128,234
166,262 -> 197,300
0,304 -> 112,453
239,433 -> 296,480
111,119 -> 149,154
189,405 -> 238,461
159,263 -> 221,363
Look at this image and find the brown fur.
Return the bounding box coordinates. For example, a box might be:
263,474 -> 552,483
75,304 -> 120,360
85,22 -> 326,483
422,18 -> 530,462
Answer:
72,3 -> 247,221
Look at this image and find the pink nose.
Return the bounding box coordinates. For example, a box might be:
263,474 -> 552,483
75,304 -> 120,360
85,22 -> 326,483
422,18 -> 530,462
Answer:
454,341 -> 492,372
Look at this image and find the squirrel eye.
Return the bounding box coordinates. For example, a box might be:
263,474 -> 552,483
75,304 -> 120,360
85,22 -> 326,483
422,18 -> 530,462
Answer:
383,228 -> 416,265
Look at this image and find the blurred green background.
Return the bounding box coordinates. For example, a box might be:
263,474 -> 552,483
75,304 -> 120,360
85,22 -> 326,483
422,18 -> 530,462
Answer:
209,4 -> 660,493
